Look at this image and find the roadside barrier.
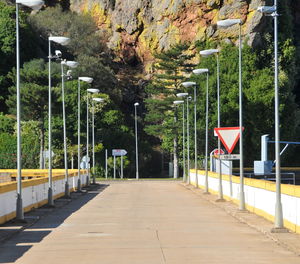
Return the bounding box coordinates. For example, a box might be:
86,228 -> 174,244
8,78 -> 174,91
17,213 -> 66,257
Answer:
0,169 -> 88,224
190,169 -> 300,234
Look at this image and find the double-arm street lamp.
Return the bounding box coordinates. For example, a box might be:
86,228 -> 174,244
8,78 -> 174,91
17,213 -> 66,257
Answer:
48,36 -> 70,205
77,77 -> 93,191
134,102 -> 139,179
199,49 -> 224,200
258,2 -> 284,229
86,88 -> 99,184
15,0 -> 44,220
91,97 -> 105,184
217,18 -> 245,209
61,60 -> 79,197
193,69 -> 209,193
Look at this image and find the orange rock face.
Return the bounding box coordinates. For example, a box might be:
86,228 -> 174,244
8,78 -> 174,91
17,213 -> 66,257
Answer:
70,0 -> 265,70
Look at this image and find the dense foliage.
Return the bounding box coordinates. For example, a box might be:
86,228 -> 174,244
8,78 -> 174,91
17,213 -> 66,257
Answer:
0,0 -> 300,176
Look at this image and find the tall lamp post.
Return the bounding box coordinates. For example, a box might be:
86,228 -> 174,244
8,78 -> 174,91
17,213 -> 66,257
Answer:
199,48 -> 224,200
173,100 -> 185,179
134,102 -> 139,179
176,93 -> 189,182
77,77 -> 93,191
92,97 -> 105,184
15,0 -> 44,220
182,82 -> 198,187
86,88 -> 99,184
61,60 -> 79,197
177,93 -> 189,183
258,3 -> 284,229
217,18 -> 245,209
48,36 -> 70,206
193,69 -> 209,193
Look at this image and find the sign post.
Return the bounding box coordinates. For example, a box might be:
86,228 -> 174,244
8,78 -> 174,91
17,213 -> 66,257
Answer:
105,149 -> 108,179
112,149 -> 127,179
113,155 -> 116,179
121,156 -> 124,179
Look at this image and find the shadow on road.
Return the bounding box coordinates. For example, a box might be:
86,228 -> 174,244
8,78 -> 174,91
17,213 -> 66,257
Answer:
0,183 -> 109,263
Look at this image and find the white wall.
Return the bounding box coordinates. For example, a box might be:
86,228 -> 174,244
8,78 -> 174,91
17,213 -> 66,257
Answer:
190,170 -> 300,233
0,171 -> 88,224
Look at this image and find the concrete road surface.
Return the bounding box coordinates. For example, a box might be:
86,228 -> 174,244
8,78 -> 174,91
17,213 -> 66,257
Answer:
0,181 -> 300,264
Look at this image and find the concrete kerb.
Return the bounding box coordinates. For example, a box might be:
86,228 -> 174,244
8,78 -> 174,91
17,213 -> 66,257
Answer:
180,183 -> 300,257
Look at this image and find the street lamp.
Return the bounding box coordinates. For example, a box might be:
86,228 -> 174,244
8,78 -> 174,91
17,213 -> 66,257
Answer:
182,81 -> 198,187
61,60 -> 79,197
15,0 -> 44,221
193,68 -> 209,193
173,100 -> 185,180
258,2 -> 283,229
199,48 -> 224,201
134,102 -> 139,179
48,36 -> 70,206
177,92 -> 190,184
91,97 -> 105,184
86,88 -> 99,185
77,77 -> 93,191
217,18 -> 245,209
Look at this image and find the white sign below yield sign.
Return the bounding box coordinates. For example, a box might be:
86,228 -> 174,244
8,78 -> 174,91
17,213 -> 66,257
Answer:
214,127 -> 244,154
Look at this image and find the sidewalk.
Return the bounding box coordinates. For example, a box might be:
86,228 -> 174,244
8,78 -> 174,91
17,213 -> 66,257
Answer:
0,181 -> 299,263
182,183 -> 300,257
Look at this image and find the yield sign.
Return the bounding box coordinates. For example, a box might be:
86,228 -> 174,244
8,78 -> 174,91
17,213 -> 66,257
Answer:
214,127 -> 244,154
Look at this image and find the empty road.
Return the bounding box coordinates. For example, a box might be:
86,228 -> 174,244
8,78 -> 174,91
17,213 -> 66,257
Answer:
0,181 -> 299,263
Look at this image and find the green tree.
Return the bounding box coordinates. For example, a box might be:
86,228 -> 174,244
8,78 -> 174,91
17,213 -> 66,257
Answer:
144,42 -> 195,175
6,59 -> 61,168
192,41 -> 300,165
0,1 -> 40,112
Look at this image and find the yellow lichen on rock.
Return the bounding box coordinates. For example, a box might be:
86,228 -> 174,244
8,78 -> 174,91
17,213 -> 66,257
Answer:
89,3 -> 112,32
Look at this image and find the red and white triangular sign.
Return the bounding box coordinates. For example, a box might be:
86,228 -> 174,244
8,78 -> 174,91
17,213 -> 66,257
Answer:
214,127 -> 244,154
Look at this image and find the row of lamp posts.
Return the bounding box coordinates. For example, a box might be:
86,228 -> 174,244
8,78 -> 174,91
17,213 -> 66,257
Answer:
14,1 -> 283,230
15,0 -> 105,220
174,4 -> 283,230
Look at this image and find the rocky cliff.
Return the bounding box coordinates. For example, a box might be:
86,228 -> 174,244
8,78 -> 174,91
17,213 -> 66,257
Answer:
70,0 -> 265,68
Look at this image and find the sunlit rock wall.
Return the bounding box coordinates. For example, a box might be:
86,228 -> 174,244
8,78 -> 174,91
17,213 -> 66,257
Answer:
70,0 -> 265,68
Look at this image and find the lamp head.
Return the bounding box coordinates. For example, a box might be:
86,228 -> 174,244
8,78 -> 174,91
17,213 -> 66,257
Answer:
134,102 -> 139,106
217,19 -> 241,28
182,82 -> 196,88
62,60 -> 79,68
173,100 -> 184,105
200,49 -> 219,57
16,0 -> 44,9
257,6 -> 276,14
87,88 -> 99,94
193,69 -> 209,75
49,36 -> 70,46
93,98 -> 105,103
176,92 -> 189,98
79,77 -> 93,83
